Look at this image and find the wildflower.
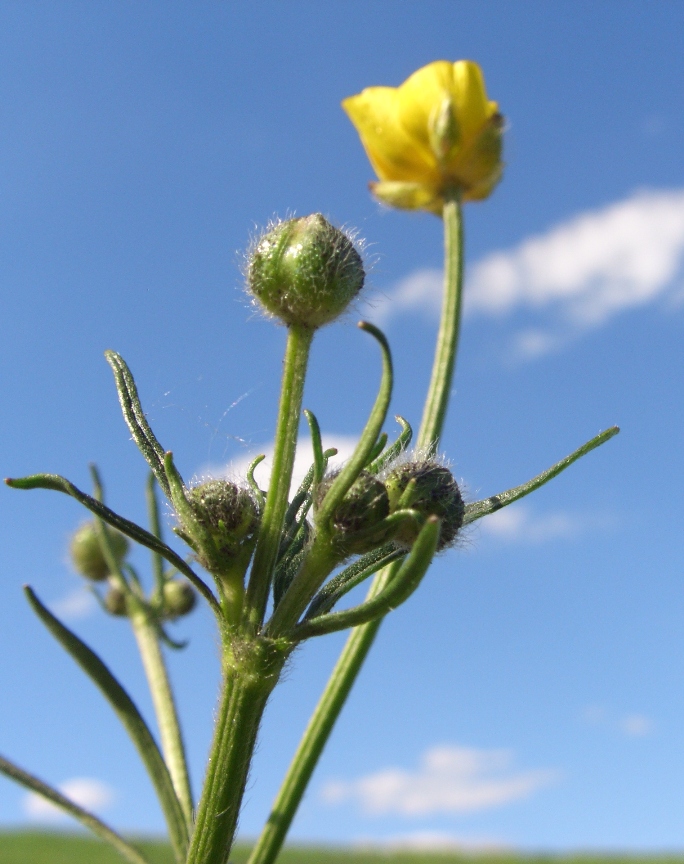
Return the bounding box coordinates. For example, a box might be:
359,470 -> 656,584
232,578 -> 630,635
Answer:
342,60 -> 503,213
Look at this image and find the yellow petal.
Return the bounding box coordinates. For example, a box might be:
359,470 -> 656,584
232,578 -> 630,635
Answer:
342,88 -> 436,184
395,60 -> 456,154
451,60 -> 497,144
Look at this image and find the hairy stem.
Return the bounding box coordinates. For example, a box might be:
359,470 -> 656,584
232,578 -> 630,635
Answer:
186,641 -> 286,864
244,324 -> 314,633
130,609 -> 193,829
248,192 -> 464,864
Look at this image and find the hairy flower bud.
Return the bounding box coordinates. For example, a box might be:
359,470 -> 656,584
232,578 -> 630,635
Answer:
247,214 -> 365,329
315,470 -> 390,555
104,586 -> 128,617
162,579 -> 196,619
384,461 -> 464,550
70,521 -> 129,582
186,480 -> 259,559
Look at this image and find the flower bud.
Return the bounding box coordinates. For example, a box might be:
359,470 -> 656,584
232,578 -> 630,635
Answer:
162,579 -> 196,619
186,480 -> 259,559
70,521 -> 129,582
104,586 -> 128,616
247,214 -> 365,329
315,470 -> 390,555
384,461 -> 464,550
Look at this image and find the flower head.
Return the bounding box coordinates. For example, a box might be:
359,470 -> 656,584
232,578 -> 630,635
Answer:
342,60 -> 503,213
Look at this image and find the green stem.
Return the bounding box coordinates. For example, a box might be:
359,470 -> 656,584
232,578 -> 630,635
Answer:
130,609 -> 194,829
417,193 -> 464,451
186,641 -> 286,864
248,193 -> 465,864
244,324 -> 314,633
246,565 -> 399,864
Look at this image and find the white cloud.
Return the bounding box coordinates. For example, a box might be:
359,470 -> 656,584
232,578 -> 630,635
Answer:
354,831 -> 506,851
51,587 -> 97,620
24,777 -> 115,822
478,504 -> 580,544
621,714 -> 653,738
199,434 -> 358,493
369,189 -> 684,354
322,745 -> 557,816
581,705 -> 653,738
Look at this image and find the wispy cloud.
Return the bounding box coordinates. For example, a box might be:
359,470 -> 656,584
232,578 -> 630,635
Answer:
477,503 -> 588,544
23,777 -> 115,822
354,831 -> 507,851
581,705 -> 654,738
369,189 -> 684,355
51,587 -> 97,620
322,745 -> 558,816
199,434 -> 358,493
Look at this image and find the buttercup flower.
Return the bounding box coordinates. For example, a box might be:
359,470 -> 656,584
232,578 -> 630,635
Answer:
342,60 -> 503,213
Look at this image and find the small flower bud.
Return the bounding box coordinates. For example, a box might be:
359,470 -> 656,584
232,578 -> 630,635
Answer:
315,470 -> 390,555
186,480 -> 259,559
104,586 -> 128,616
384,461 -> 464,550
162,579 -> 196,619
70,522 -> 129,582
247,214 -> 365,329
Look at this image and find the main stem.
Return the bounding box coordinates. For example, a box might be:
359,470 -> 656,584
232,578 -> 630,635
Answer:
248,194 -> 464,864
130,611 -> 194,829
186,641 -> 286,864
244,324 -> 314,633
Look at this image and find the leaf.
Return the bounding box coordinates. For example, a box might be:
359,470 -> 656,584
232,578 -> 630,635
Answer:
464,426 -> 620,524
291,517 -> 440,640
105,351 -> 171,497
24,587 -> 189,864
6,473 -> 220,616
0,754 -> 151,864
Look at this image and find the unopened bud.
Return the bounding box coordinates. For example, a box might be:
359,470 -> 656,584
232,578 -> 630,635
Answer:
70,522 -> 128,582
104,586 -> 128,617
162,579 -> 196,619
247,214 -> 365,329
385,461 -> 464,550
187,480 -> 259,558
315,470 -> 390,555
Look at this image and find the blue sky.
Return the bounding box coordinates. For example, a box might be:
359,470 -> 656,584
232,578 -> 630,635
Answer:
1,0 -> 683,851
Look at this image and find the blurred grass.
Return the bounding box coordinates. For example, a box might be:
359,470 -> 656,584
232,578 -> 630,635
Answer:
1,833 -> 684,864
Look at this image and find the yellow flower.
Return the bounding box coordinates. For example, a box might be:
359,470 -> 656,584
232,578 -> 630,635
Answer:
342,60 -> 503,214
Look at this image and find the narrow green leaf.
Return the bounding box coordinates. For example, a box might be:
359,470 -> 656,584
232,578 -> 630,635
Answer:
0,755 -> 151,864
305,543 -> 405,619
315,322 -> 393,530
246,454 -> 267,512
304,409 -> 325,487
365,432 -> 388,468
105,351 -> 171,497
368,416 -> 413,474
24,586 -> 189,863
5,473 -> 219,615
291,517 -> 440,640
464,426 -> 620,525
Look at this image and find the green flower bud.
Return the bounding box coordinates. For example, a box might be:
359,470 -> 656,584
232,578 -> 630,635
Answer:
70,521 -> 129,582
315,470 -> 390,555
162,579 -> 196,619
247,214 -> 365,329
385,461 -> 464,550
104,586 -> 128,617
186,480 -> 259,559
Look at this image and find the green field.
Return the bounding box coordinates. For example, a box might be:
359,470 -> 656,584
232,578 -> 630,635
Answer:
0,833 -> 683,864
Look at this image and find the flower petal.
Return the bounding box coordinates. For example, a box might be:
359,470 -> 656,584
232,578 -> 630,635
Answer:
395,60 -> 456,154
342,88 -> 436,183
451,60 -> 498,144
